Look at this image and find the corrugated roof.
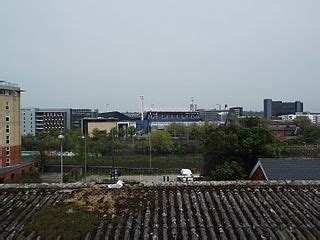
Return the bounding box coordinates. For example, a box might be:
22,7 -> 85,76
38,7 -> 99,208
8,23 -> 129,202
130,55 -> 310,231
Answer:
0,182 -> 319,239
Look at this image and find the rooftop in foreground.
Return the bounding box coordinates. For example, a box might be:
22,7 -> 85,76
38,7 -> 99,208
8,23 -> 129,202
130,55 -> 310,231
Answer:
0,181 -> 319,239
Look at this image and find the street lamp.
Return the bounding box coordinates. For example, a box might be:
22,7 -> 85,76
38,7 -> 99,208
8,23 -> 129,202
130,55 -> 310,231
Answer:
111,128 -> 116,183
58,134 -> 64,184
81,135 -> 87,182
149,131 -> 152,169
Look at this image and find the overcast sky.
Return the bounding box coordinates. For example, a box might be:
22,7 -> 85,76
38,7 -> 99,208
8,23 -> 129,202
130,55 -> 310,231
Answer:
0,1 -> 319,112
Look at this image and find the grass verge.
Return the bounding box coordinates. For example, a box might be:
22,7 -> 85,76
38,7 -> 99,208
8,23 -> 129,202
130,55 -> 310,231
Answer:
25,204 -> 99,239
41,153 -> 203,169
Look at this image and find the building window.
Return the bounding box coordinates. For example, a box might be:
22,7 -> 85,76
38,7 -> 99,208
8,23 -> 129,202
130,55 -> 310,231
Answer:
6,116 -> 10,122
6,136 -> 10,144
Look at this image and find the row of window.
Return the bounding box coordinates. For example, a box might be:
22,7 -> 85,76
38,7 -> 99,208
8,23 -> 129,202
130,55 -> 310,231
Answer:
0,89 -> 18,97
43,113 -> 65,117
1,119 -> 11,165
148,115 -> 199,119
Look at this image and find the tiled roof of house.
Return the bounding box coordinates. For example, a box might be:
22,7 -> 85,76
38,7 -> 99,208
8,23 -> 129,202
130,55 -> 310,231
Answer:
266,124 -> 298,131
0,181 -> 319,239
252,159 -> 320,180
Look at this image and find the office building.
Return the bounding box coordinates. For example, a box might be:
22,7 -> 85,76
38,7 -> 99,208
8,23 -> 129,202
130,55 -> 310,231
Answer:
72,108 -> 98,129
35,108 -> 72,133
21,108 -> 36,136
199,106 -> 243,123
264,99 -> 303,118
280,113 -> 320,125
21,108 -> 99,135
229,107 -> 243,117
82,118 -> 117,136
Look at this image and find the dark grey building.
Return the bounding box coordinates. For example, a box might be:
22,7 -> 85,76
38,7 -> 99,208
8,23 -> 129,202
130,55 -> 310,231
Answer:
72,109 -> 98,129
264,99 -> 303,118
199,107 -> 243,122
198,109 -> 226,122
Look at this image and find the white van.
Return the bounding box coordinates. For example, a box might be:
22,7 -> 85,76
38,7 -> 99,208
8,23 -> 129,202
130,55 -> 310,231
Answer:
177,169 -> 194,182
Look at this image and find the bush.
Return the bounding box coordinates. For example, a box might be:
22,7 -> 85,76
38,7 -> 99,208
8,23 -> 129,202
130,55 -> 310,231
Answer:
134,141 -> 149,154
172,142 -> 186,155
183,141 -> 201,154
150,131 -> 174,154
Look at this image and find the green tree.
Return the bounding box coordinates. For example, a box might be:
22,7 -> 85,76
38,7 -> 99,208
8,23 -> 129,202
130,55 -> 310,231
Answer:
134,140 -> 149,154
89,129 -> 108,157
150,130 -> 174,154
117,128 -> 126,138
187,124 -> 201,140
209,161 -> 246,181
35,131 -> 59,172
302,125 -> 320,143
167,123 -> 187,138
22,134 -> 36,151
203,122 -> 283,179
294,116 -> 311,130
127,126 -> 136,137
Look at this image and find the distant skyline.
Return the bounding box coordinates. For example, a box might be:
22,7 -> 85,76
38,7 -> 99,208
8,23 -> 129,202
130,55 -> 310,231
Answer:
1,1 -> 319,112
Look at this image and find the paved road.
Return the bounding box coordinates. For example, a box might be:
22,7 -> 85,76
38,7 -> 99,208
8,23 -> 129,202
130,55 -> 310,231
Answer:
40,173 -> 179,183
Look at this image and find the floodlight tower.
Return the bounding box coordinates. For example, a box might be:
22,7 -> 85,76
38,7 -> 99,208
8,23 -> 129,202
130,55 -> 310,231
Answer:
139,95 -> 144,121
190,97 -> 195,111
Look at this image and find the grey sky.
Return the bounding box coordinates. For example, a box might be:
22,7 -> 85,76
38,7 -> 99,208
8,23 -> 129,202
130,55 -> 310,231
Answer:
0,1 -> 319,112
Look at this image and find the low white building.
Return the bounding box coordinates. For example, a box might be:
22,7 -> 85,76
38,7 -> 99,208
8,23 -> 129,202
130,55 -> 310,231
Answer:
280,112 -> 320,125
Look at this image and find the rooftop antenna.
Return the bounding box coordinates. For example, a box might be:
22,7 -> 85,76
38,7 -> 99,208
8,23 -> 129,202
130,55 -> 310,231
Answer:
139,95 -> 144,121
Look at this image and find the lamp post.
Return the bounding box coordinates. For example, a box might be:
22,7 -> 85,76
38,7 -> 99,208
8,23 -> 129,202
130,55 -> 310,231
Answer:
111,128 -> 116,183
82,135 -> 87,182
58,134 -> 64,184
149,131 -> 152,169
